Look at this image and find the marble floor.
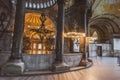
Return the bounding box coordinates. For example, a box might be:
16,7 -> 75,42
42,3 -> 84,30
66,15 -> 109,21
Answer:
0,57 -> 120,80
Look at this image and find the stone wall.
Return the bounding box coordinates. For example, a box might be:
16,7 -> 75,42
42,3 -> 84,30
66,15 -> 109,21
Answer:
63,53 -> 82,67
0,33 -> 12,51
22,54 -> 55,71
0,53 -> 82,71
23,53 -> 82,71
89,43 -> 111,57
0,51 -> 11,67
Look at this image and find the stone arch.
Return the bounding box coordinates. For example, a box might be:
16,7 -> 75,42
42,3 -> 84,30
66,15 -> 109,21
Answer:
91,13 -> 120,33
89,14 -> 120,43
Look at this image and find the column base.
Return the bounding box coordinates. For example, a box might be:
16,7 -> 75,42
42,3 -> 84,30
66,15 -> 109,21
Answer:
52,62 -> 70,72
80,58 -> 88,66
1,59 -> 25,75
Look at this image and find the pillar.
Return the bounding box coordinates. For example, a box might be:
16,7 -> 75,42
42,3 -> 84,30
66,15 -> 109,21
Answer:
2,0 -> 25,74
79,10 -> 87,66
52,0 -> 69,72
78,0 -> 94,67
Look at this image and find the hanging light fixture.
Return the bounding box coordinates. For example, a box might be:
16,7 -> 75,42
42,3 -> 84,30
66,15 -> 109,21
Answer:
64,32 -> 85,38
64,20 -> 85,39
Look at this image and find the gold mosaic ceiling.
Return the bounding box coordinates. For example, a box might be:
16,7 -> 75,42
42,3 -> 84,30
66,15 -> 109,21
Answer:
25,13 -> 55,31
92,0 -> 120,17
24,13 -> 56,38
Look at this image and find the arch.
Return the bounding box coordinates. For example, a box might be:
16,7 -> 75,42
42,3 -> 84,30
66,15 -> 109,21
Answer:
89,14 -> 120,43
90,25 -> 108,43
90,13 -> 120,33
89,19 -> 113,40
23,12 -> 56,54
89,17 -> 119,33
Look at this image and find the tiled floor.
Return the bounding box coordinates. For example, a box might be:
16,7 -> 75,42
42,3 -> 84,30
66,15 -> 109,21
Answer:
0,57 -> 120,80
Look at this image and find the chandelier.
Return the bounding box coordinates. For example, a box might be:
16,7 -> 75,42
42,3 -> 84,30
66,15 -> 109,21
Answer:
64,20 -> 85,39
64,32 -> 85,38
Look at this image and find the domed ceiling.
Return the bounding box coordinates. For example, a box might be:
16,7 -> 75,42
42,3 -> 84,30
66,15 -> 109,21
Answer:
24,13 -> 56,38
25,0 -> 57,9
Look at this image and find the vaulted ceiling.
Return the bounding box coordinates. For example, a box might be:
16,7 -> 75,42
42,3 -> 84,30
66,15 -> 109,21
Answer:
90,0 -> 120,43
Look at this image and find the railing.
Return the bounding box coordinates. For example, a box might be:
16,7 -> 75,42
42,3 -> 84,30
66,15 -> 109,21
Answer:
22,53 -> 83,71
23,53 -> 55,70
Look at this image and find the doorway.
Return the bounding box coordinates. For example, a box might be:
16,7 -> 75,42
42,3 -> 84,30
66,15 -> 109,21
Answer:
97,46 -> 102,56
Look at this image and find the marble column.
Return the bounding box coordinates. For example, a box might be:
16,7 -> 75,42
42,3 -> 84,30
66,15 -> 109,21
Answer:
2,0 -> 25,74
52,0 -> 70,72
80,10 -> 88,66
79,0 -> 94,67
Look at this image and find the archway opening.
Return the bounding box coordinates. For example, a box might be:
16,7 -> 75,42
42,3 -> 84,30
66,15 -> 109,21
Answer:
23,13 -> 56,54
